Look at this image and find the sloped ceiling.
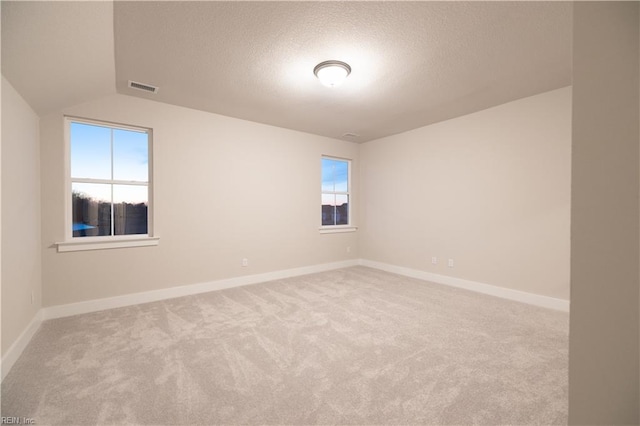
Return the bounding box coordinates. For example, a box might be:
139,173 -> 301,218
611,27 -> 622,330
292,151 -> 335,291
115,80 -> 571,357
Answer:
1,1 -> 116,115
2,1 -> 572,143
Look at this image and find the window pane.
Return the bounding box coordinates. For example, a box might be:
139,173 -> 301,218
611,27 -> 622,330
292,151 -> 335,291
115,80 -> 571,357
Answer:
333,161 -> 348,193
321,158 -> 337,192
322,193 -> 336,226
72,183 -> 112,237
113,185 -> 148,235
336,194 -> 349,225
113,129 -> 149,182
70,122 -> 111,179
321,158 -> 348,193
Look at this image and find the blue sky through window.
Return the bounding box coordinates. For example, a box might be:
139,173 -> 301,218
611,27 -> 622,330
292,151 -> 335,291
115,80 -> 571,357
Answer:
70,122 -> 148,204
70,122 -> 111,180
321,158 -> 348,198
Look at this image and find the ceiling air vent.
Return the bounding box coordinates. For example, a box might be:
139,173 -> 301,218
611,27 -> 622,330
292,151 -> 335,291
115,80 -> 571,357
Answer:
128,80 -> 159,94
342,132 -> 360,139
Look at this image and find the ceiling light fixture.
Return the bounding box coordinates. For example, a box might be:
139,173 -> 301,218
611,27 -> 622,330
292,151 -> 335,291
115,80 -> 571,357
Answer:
313,60 -> 351,88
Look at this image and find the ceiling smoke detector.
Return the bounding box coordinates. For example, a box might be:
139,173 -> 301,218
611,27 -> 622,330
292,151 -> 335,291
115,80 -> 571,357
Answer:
128,80 -> 159,94
313,60 -> 351,88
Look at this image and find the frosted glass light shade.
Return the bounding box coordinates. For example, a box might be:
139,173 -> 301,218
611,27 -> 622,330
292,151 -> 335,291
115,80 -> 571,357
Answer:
314,60 -> 351,88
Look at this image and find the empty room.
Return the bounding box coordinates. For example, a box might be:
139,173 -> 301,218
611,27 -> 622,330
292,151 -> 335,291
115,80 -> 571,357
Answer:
1,1 -> 639,425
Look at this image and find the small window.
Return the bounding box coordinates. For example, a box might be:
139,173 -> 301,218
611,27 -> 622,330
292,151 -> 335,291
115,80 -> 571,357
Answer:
67,118 -> 151,239
321,156 -> 350,227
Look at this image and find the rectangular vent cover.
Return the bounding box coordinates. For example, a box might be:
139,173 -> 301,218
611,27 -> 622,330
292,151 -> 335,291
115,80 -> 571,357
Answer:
128,80 -> 158,94
342,133 -> 360,139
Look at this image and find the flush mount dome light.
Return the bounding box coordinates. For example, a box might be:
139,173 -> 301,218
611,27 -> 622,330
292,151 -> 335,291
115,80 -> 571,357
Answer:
313,60 -> 351,88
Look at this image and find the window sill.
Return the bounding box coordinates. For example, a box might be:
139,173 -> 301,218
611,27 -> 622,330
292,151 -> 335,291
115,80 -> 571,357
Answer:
319,226 -> 357,234
56,236 -> 160,252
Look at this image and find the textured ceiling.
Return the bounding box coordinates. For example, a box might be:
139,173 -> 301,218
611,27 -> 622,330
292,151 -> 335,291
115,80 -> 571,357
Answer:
2,1 -> 572,143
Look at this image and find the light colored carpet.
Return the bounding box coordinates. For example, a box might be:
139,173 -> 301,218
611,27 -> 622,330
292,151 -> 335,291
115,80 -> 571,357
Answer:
1,266 -> 568,425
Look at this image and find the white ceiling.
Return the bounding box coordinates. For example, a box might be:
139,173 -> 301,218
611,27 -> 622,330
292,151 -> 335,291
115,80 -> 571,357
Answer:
2,1 -> 572,143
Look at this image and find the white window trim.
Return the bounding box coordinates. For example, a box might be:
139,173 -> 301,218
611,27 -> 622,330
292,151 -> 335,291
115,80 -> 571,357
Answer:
320,155 -> 355,232
56,236 -> 160,252
56,116 -> 158,253
318,225 -> 358,234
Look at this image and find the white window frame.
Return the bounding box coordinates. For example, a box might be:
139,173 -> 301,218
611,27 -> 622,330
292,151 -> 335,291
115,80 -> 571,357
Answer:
319,155 -> 356,234
56,116 -> 159,252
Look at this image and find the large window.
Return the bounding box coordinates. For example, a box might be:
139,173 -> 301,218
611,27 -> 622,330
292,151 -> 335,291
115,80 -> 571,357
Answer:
67,118 -> 151,240
321,156 -> 350,227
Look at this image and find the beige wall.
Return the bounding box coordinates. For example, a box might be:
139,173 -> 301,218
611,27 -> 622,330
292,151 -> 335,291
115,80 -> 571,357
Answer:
40,94 -> 358,307
569,2 -> 640,424
1,76 -> 42,357
359,87 -> 571,300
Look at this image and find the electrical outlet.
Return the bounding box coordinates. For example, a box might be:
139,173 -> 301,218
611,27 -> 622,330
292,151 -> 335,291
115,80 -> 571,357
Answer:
448,259 -> 454,268
346,246 -> 351,253
242,258 -> 249,267
431,257 -> 437,265
31,291 -> 34,305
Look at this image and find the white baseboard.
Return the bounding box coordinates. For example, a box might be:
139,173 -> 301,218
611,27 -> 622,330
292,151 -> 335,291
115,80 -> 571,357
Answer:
1,310 -> 43,381
359,259 -> 570,312
42,259 -> 359,320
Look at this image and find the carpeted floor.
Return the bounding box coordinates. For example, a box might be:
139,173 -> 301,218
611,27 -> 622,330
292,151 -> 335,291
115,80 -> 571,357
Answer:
1,266 -> 568,425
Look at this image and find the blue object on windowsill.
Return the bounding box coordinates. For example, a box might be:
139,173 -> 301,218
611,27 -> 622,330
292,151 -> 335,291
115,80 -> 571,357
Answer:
72,223 -> 97,231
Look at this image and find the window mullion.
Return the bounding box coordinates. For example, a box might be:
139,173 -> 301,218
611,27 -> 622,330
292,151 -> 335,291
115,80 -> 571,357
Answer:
110,128 -> 115,237
332,164 -> 337,193
71,178 -> 147,185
